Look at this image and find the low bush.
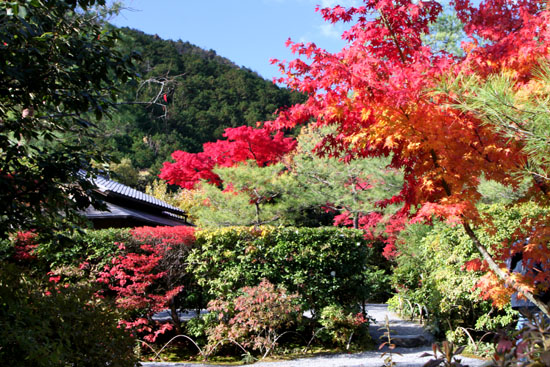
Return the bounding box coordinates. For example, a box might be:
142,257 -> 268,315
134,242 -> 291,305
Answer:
0,263 -> 137,367
317,305 -> 370,349
206,279 -> 302,357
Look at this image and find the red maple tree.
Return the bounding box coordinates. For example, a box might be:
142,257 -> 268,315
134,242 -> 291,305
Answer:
160,126 -> 296,189
265,0 -> 550,314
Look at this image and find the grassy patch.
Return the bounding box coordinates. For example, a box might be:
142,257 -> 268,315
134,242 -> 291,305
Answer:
143,343 -> 375,365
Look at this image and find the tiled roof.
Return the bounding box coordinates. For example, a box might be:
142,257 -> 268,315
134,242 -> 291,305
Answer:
92,175 -> 184,215
84,202 -> 188,227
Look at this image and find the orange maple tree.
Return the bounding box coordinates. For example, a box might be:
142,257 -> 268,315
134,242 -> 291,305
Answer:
266,0 -> 550,314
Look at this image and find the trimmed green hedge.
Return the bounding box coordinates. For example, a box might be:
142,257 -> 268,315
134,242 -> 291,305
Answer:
37,228 -> 132,269
188,226 -> 390,314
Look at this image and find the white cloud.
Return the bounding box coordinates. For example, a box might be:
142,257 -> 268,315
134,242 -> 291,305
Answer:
299,35 -> 311,44
319,0 -> 339,7
318,0 -> 362,8
318,23 -> 341,39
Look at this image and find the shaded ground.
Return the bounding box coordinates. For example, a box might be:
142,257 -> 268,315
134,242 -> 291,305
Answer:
140,304 -> 488,367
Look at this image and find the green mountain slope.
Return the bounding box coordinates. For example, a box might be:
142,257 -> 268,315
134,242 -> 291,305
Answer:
97,27 -> 304,181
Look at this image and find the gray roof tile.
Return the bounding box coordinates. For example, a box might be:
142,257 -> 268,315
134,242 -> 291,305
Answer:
85,202 -> 187,227
93,175 -> 184,215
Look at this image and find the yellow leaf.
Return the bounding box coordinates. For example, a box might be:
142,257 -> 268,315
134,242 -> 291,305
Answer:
361,108 -> 371,122
384,136 -> 396,148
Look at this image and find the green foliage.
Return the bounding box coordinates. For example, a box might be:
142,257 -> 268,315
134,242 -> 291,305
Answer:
186,311 -> 219,343
110,157 -> 142,188
0,0 -> 137,238
37,228 -> 132,270
478,177 -> 531,205
444,326 -> 497,358
0,263 -> 137,367
292,125 -> 403,230
0,4 -> 139,360
192,163 -> 321,227
318,305 -> 370,348
390,202 -> 550,339
390,218 -> 499,337
421,6 -> 466,57
189,226 -> 390,314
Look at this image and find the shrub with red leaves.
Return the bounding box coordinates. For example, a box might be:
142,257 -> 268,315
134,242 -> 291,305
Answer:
130,226 -> 195,248
12,231 -> 38,262
97,226 -> 196,343
206,279 -> 302,356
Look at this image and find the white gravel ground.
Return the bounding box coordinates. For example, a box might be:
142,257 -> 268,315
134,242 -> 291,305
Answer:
140,304 -> 489,367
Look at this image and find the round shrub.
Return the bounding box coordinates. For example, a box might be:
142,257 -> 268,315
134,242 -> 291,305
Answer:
0,264 -> 137,367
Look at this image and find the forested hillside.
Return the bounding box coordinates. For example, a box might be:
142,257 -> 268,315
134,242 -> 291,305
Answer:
97,27 -> 304,182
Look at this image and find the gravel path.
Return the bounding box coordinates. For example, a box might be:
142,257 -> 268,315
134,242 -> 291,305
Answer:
140,304 -> 488,367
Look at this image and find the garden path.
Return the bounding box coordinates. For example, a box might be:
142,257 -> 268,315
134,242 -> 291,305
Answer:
140,304 -> 488,367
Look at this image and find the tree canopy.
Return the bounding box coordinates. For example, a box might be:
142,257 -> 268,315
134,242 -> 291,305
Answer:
263,0 -> 550,314
94,28 -> 305,179
0,0 -> 137,238
160,126 -> 296,189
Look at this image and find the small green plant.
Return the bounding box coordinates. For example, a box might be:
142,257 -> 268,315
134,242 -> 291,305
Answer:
420,341 -> 466,367
379,315 -> 401,367
241,351 -> 257,364
318,305 -> 370,349
445,326 -> 496,357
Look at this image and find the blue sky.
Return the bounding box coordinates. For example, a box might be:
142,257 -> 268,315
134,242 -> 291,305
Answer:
111,0 -> 361,81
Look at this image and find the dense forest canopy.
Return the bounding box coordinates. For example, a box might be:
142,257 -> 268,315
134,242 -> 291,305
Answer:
98,27 -> 305,181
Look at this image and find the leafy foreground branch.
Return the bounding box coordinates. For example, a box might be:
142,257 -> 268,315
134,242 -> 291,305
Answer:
0,0 -> 138,239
